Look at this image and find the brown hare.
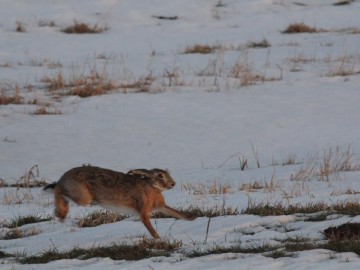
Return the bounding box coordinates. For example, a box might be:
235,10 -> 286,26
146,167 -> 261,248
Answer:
44,165 -> 195,238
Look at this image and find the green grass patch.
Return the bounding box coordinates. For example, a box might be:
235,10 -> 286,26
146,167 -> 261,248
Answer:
4,214 -> 53,229
322,240 -> 360,255
243,201 -> 360,217
324,223 -> 360,241
188,243 -> 279,258
0,250 -> 13,259
19,238 -> 181,264
152,205 -> 239,219
242,202 -> 329,216
77,210 -> 127,228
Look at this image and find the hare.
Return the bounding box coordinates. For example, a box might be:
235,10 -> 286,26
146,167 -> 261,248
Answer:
44,165 -> 195,239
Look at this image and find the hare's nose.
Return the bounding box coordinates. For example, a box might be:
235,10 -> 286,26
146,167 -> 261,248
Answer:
171,182 -> 175,187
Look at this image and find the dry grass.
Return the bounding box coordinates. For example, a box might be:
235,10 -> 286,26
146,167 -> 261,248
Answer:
32,106 -> 62,115
264,170 -> 279,192
68,78 -> 116,97
290,155 -> 318,181
3,189 -> 34,205
244,200 -> 360,217
42,68 -> 117,98
42,72 -> 65,91
188,231 -> 360,259
15,21 -> 26,33
350,28 -> 360,34
287,54 -> 318,65
38,20 -> 56,27
243,201 -> 328,216
119,73 -> 156,93
325,53 -> 360,77
281,181 -> 311,199
181,180 -> 232,195
291,146 -> 360,182
77,210 -> 127,228
13,165 -> 48,188
3,214 -> 53,228
188,243 -> 280,258
19,238 -> 181,264
324,223 -> 360,241
217,154 -> 248,171
152,15 -> 178,20
229,54 -> 282,87
318,146 -> 360,181
282,23 -> 321,34
161,68 -> 185,87
239,181 -> 264,192
333,0 -> 353,6
1,214 -> 49,240
241,170 -> 278,193
184,44 -> 213,54
176,205 -> 239,218
246,39 -> 271,49
61,21 -> 107,34
230,59 -> 265,87
0,83 -> 24,105
3,227 -> 40,240
282,154 -> 298,166
1,166 -> 48,204
287,53 -> 318,72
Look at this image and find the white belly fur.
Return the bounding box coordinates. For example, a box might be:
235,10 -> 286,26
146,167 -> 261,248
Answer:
100,204 -> 139,216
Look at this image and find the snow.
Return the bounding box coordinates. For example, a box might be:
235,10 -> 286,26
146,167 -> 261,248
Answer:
1,0 -> 360,268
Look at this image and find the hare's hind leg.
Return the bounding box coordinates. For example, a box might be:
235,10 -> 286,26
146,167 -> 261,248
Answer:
67,186 -> 93,206
160,205 -> 197,221
54,184 -> 93,221
54,187 -> 69,221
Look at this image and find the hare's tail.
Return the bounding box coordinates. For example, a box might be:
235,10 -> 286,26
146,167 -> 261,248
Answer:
43,182 -> 57,193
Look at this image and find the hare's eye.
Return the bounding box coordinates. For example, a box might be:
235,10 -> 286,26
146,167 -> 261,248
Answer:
158,173 -> 165,179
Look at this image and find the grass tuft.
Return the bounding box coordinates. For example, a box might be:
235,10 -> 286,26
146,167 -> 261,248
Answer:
181,181 -> 232,195
333,0 -> 353,6
246,39 -> 271,49
119,74 -> 155,93
243,200 -> 360,217
180,205 -> 239,218
32,106 -> 62,115
282,23 -> 320,34
77,210 -> 127,228
3,213 -> 53,229
322,240 -> 360,255
4,227 -> 40,240
184,44 -> 213,54
188,243 -> 278,258
42,69 -> 117,98
15,21 -> 26,33
61,21 -> 107,34
12,165 -> 48,188
324,223 -> 360,241
0,250 -> 12,259
0,83 -> 23,105
19,238 -> 181,264
291,146 -> 360,182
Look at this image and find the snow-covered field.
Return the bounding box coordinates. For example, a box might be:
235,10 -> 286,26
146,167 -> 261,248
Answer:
1,0 -> 360,268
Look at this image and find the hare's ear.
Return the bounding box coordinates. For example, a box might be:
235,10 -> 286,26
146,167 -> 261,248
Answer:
127,169 -> 152,179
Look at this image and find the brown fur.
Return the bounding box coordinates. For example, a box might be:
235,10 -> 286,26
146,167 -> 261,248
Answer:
45,166 -> 195,239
